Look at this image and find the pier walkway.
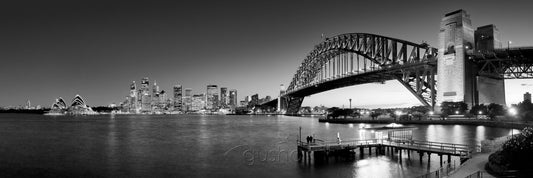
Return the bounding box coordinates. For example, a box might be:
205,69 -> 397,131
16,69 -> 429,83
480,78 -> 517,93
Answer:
297,138 -> 480,165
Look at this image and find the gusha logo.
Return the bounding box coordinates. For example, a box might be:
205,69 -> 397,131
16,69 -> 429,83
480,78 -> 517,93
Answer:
223,136 -> 300,166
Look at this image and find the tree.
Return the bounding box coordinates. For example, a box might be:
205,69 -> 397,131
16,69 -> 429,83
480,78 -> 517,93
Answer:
441,101 -> 468,116
487,103 -> 505,120
370,112 -> 381,120
470,104 -> 488,115
326,107 -> 340,119
350,110 -> 361,118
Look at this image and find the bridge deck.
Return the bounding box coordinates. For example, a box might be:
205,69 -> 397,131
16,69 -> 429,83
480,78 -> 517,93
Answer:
298,139 -> 478,158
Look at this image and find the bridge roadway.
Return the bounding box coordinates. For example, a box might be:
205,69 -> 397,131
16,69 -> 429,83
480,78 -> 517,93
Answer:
297,138 -> 480,165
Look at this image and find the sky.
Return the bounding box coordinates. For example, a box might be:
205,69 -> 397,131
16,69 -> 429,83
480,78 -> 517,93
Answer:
1,0 -> 532,108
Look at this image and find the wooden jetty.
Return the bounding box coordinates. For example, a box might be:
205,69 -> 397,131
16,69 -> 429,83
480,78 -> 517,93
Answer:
297,125 -> 480,165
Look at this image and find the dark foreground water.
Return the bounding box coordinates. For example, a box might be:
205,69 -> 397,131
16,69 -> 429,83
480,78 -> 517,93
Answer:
0,114 -> 516,178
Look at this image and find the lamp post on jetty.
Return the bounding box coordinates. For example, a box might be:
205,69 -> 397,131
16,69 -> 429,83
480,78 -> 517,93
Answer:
349,98 -> 352,109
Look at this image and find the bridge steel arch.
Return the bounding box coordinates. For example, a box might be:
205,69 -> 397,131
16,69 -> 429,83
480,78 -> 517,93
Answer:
282,33 -> 438,115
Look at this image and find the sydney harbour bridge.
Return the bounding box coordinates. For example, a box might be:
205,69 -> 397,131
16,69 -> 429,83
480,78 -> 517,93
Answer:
261,9 -> 533,115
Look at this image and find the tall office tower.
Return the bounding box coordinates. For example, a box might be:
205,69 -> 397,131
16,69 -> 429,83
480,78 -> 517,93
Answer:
158,90 -> 167,109
184,88 -> 193,112
206,85 -> 218,110
173,84 -> 183,111
525,92 -> 532,104
152,80 -> 160,107
192,94 -> 206,111
140,77 -> 151,112
129,81 -> 138,112
220,87 -> 228,108
229,89 -> 237,109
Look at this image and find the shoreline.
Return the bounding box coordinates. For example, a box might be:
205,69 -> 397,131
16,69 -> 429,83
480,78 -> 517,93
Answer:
318,118 -> 533,129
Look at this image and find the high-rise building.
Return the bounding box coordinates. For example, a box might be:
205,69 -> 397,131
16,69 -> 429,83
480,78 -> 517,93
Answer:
525,92 -> 532,104
220,87 -> 228,108
140,77 -> 151,112
192,93 -> 206,111
152,80 -> 160,108
173,84 -> 183,111
129,81 -> 138,112
229,89 -> 237,109
184,88 -> 193,112
206,85 -> 218,110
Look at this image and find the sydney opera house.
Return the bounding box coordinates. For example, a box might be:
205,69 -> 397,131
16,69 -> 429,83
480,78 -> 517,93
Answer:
47,95 -> 97,115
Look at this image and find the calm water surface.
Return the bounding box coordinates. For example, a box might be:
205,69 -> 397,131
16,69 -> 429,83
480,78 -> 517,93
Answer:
0,114 -> 515,177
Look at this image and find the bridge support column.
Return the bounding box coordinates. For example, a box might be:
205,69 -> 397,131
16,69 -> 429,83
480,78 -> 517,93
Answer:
297,147 -> 302,162
407,149 -> 411,160
368,146 -> 372,156
419,152 -> 424,164
447,154 -> 451,164
360,147 -> 364,158
439,154 -> 443,166
427,152 -> 431,164
399,149 -> 402,163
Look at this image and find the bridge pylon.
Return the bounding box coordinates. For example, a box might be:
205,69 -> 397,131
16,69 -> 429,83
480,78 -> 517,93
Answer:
436,9 -> 506,111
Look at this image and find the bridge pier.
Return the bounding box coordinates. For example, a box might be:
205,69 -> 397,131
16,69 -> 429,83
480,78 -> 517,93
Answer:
448,154 -> 451,164
439,154 -> 443,166
407,149 -> 411,160
399,149 -> 403,163
359,147 -> 364,158
427,152 -> 431,164
419,152 -> 424,164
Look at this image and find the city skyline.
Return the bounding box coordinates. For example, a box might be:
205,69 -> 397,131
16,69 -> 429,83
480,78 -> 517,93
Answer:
1,0 -> 533,108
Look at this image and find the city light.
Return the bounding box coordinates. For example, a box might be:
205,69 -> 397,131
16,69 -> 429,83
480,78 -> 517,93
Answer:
428,111 -> 434,115
478,111 -> 483,115
509,107 -> 518,116
395,110 -> 402,116
455,110 -> 459,114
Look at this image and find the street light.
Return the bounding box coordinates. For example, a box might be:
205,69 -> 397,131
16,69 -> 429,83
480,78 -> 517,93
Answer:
455,110 -> 459,115
349,98 -> 352,109
508,41 -> 512,50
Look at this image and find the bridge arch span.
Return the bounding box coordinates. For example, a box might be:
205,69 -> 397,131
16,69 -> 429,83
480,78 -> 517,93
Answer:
282,33 -> 438,114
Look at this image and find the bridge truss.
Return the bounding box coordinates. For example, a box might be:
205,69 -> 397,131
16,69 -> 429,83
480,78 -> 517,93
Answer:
470,47 -> 533,79
283,33 -> 438,114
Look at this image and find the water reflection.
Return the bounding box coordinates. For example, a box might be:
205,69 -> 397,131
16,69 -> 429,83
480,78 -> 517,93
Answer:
0,114 -> 516,177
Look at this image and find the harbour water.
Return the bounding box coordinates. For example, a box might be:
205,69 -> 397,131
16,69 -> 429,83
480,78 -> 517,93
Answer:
0,114 -> 515,177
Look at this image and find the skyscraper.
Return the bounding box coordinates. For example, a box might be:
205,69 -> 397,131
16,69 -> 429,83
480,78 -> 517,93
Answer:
140,77 -> 151,112
229,89 -> 237,109
184,88 -> 192,112
152,80 -> 160,109
129,81 -> 138,112
206,85 -> 218,110
192,93 -> 206,111
220,87 -> 228,108
173,84 -> 183,111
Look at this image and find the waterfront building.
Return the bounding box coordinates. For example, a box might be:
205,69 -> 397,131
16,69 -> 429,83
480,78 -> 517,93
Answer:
192,93 -> 206,111
240,100 -> 248,107
229,89 -> 237,109
184,88 -> 193,112
140,77 -> 151,112
206,85 -> 218,110
220,87 -> 228,108
173,84 -> 183,111
48,95 -> 96,115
